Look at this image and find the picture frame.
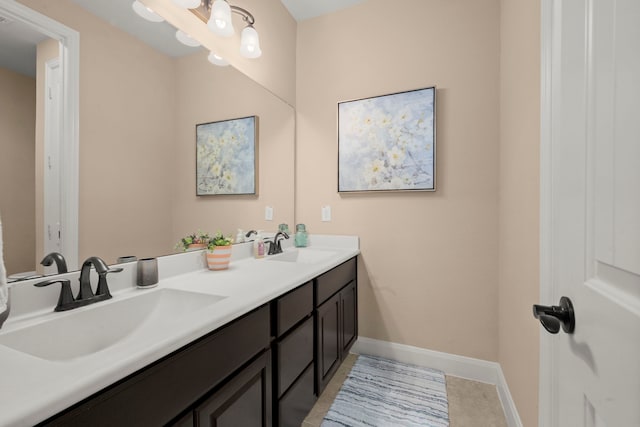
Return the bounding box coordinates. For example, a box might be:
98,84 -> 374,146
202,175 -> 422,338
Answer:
338,87 -> 436,193
196,115 -> 258,196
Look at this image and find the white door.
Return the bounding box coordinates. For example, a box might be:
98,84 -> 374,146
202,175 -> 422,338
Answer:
539,0 -> 640,426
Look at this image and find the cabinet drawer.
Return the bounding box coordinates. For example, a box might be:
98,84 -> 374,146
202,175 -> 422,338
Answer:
278,364 -> 316,427
315,257 -> 356,306
276,281 -> 312,336
277,316 -> 314,397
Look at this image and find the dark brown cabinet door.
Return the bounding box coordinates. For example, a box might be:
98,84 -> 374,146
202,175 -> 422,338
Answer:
195,351 -> 272,427
315,277 -> 359,396
171,412 -> 194,427
341,281 -> 357,355
316,292 -> 341,394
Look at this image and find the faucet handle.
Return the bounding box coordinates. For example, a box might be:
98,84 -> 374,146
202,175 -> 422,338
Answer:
78,256 -> 112,300
34,279 -> 75,312
96,267 -> 123,298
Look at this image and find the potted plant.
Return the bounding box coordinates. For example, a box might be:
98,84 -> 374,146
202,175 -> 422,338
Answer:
175,230 -> 210,252
206,232 -> 234,270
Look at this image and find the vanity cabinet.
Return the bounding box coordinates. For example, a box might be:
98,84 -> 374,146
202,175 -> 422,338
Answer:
315,258 -> 358,394
40,305 -> 271,427
38,256 -> 358,427
272,281 -> 316,427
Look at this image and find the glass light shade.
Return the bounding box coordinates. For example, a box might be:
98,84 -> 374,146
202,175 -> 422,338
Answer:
207,0 -> 234,37
172,0 -> 201,8
240,26 -> 262,59
175,30 -> 200,47
207,51 -> 230,67
131,1 -> 164,22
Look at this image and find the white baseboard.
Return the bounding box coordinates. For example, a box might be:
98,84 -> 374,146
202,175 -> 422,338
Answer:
351,337 -> 523,427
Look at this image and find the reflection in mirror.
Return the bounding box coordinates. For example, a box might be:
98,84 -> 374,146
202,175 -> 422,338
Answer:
0,25 -> 41,279
1,0 -> 294,280
1,0 -> 80,280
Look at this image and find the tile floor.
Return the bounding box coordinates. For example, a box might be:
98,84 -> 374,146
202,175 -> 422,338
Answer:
302,354 -> 508,427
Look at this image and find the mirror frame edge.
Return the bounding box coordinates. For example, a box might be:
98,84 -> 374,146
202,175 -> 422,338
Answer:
0,0 -> 79,271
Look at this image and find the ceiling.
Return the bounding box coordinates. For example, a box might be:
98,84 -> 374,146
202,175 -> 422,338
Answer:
279,0 -> 367,21
0,0 -> 368,77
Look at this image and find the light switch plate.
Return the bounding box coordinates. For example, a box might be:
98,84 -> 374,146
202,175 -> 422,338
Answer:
265,206 -> 273,221
321,205 -> 331,222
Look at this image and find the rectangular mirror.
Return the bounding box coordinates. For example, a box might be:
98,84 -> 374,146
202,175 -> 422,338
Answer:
0,0 -> 295,278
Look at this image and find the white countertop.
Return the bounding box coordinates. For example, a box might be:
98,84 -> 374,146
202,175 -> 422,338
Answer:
0,235 -> 359,426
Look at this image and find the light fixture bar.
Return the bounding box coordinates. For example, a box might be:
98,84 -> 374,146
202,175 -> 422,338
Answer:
229,5 -> 254,25
190,1 -> 254,28
190,0 -> 262,59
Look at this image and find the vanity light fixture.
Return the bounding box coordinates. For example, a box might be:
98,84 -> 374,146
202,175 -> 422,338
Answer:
239,25 -> 261,58
175,0 -> 262,59
175,29 -> 201,47
208,0 -> 234,37
131,0 -> 164,22
172,0 -> 201,8
207,51 -> 230,67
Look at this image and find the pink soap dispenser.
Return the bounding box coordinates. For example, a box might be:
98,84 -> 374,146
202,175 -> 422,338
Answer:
253,231 -> 265,259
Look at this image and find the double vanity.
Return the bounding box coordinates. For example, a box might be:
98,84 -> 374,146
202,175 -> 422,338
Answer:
0,235 -> 359,426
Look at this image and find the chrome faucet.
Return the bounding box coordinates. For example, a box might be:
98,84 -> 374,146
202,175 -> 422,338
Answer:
267,232 -> 289,255
35,256 -> 122,312
40,252 -> 68,274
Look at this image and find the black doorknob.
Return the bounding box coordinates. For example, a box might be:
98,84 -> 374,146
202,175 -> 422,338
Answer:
533,296 -> 575,334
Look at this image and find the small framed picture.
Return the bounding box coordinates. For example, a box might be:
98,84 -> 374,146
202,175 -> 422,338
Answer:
196,116 -> 258,196
338,87 -> 436,192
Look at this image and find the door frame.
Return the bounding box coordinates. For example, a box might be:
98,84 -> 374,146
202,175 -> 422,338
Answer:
0,0 -> 79,270
43,57 -> 62,273
539,0 -> 566,424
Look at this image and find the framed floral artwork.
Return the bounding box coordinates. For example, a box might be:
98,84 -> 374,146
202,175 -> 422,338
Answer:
338,87 -> 436,192
196,116 -> 258,196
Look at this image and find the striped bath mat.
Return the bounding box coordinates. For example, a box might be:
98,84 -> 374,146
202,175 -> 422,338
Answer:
322,355 -> 449,427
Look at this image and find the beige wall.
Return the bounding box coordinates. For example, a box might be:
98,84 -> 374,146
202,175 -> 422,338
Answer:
296,0 -> 501,361
297,1 -> 542,423
74,13 -> 176,263
0,67 -> 36,275
21,0 -> 176,264
171,51 -> 295,240
498,0 -> 540,425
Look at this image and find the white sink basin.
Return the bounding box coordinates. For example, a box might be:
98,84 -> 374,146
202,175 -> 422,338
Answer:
267,248 -> 338,264
0,288 -> 226,361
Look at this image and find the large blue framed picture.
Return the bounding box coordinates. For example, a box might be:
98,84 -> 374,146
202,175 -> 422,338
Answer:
338,87 -> 436,192
196,116 -> 257,196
